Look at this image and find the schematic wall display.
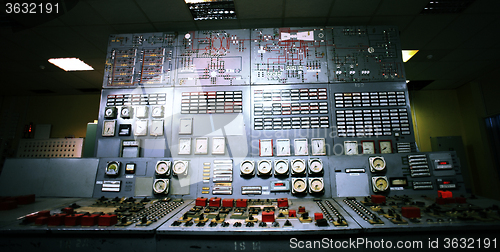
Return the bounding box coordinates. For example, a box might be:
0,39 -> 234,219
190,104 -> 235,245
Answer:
259,139 -> 273,157
102,120 -> 116,137
212,137 -> 226,155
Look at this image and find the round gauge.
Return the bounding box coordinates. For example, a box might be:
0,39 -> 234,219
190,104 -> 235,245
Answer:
257,160 -> 272,175
370,157 -> 386,172
153,179 -> 168,194
274,160 -> 289,176
152,106 -> 163,117
173,161 -> 188,175
121,107 -> 130,117
292,179 -> 307,194
240,160 -> 255,176
155,161 -> 171,176
309,179 -> 324,193
308,159 -> 323,174
105,107 -> 115,117
372,177 -> 389,192
105,161 -> 120,176
291,159 -> 306,175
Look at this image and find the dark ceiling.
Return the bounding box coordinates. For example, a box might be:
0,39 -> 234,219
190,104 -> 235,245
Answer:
1,0 -> 500,95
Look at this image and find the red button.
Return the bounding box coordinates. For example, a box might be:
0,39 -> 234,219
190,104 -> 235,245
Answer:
288,209 -> 297,218
236,199 -> 247,208
277,198 -> 288,208
222,198 -> 234,208
81,214 -> 100,226
98,214 -> 118,226
371,195 -> 386,204
262,211 -> 275,223
314,213 -> 324,221
209,197 -> 221,207
196,197 -> 208,207
401,207 -> 421,218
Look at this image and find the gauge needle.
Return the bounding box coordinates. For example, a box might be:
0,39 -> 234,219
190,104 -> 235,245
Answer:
182,145 -> 186,150
281,147 -> 284,151
383,147 -> 387,150
216,145 -> 220,149
199,145 -> 202,149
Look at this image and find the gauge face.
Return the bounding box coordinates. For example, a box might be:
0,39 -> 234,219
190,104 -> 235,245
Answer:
291,159 -> 306,175
106,162 -> 120,176
153,179 -> 169,194
274,160 -> 289,175
292,178 -> 307,193
276,139 -> 290,156
311,138 -> 326,156
362,141 -> 375,154
179,118 -> 193,135
136,106 -> 148,118
150,120 -> 164,136
379,141 -> 392,154
173,161 -> 188,175
257,160 -> 272,175
178,138 -> 191,155
102,120 -> 116,137
308,159 -> 323,174
151,105 -> 163,118
104,107 -> 116,118
259,139 -> 273,157
155,161 -> 171,176
134,120 -> 148,136
369,157 -> 386,172
294,139 -> 308,156
240,160 -> 255,176
121,106 -> 131,118
372,176 -> 389,192
344,141 -> 358,155
212,137 -> 225,155
309,178 -> 324,193
195,137 -> 208,155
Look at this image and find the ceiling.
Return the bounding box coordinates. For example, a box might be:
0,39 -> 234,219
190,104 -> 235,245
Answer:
1,0 -> 500,95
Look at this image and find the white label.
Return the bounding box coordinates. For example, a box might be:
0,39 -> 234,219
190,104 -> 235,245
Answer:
349,173 -> 360,176
262,186 -> 269,191
390,187 -> 404,191
96,181 -> 103,184
262,191 -> 270,195
126,175 -> 134,179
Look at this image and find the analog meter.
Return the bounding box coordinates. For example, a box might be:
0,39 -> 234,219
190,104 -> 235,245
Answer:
369,157 -> 387,172
291,159 -> 306,175
257,160 -> 272,176
240,160 -> 255,176
153,179 -> 169,194
173,161 -> 189,176
292,178 -> 307,194
155,160 -> 171,176
372,176 -> 389,192
274,160 -> 289,176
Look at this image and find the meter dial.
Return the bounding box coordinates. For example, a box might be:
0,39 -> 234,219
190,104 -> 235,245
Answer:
102,120 -> 116,137
257,160 -> 272,176
134,120 -> 148,136
106,161 -> 120,176
344,141 -> 358,155
379,140 -> 392,154
178,138 -> 191,155
276,139 -> 291,156
153,179 -> 169,194
151,105 -> 164,118
150,120 -> 164,136
294,139 -> 308,156
311,138 -> 326,156
274,160 -> 289,176
362,141 -> 375,154
195,137 -> 208,155
369,157 -> 386,172
291,159 -> 306,175
308,178 -> 324,193
120,106 -> 132,118
104,107 -> 117,119
240,160 -> 255,176
212,137 -> 226,155
135,106 -> 148,118
173,161 -> 189,176
259,139 -> 273,157
372,176 -> 389,192
155,161 -> 171,176
292,178 -> 307,194
308,159 -> 323,175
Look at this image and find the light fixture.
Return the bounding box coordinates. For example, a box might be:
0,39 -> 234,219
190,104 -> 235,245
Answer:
402,50 -> 419,62
48,58 -> 94,71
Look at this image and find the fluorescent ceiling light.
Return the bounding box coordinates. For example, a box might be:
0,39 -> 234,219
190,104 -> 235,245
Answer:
48,58 -> 94,71
402,50 -> 419,62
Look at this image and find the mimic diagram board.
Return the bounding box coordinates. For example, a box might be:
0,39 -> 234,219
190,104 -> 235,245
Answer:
102,26 -> 405,87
